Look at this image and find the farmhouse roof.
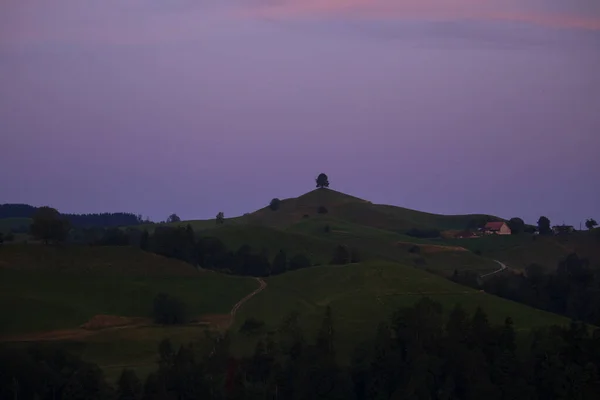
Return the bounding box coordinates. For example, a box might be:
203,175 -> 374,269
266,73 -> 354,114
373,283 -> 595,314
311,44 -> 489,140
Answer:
484,222 -> 506,231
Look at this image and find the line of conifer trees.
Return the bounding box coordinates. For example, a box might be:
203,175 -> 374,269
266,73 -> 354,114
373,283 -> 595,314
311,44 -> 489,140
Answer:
3,299 -> 600,399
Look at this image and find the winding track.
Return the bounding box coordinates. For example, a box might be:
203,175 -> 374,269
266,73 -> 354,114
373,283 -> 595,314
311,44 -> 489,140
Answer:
480,260 -> 508,279
228,277 -> 266,326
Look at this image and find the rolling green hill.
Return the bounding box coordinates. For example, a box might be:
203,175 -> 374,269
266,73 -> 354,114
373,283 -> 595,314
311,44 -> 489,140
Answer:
0,245 -> 257,336
136,188 -> 501,234
232,261 -> 569,362
0,245 -> 258,381
246,189 -> 500,232
0,242 -> 570,381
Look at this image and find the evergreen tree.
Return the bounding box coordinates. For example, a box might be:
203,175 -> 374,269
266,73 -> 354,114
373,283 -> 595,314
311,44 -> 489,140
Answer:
117,369 -> 142,400
139,229 -> 149,251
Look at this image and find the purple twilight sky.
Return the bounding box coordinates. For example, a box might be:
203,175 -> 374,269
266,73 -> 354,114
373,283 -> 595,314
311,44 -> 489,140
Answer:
1,0 -> 599,226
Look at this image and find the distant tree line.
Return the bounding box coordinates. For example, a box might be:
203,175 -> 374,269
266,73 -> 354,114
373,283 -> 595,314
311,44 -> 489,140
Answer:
74,224 -> 363,276
0,203 -> 146,228
143,225 -> 315,276
69,225 -> 314,276
35,218 -> 357,276
3,299 -> 600,399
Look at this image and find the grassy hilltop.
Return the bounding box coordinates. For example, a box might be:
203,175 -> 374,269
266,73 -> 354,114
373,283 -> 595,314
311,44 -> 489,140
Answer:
153,189 -> 500,232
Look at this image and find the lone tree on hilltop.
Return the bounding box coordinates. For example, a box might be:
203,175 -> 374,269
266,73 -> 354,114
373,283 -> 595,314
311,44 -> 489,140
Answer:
30,206 -> 70,244
269,198 -> 281,211
316,173 -> 330,189
508,217 -> 525,234
166,213 -> 181,223
586,218 -> 598,230
537,216 -> 551,235
216,211 -> 225,225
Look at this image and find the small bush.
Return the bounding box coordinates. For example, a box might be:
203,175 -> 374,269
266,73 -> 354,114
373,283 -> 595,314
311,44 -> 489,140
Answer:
324,225 -> 331,233
153,293 -> 187,325
269,198 -> 281,211
302,214 -> 310,219
408,245 -> 421,254
474,250 -> 482,256
317,206 -> 328,214
239,318 -> 265,335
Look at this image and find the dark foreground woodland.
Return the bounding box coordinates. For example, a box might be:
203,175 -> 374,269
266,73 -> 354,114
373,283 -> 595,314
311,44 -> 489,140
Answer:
2,298 -> 600,400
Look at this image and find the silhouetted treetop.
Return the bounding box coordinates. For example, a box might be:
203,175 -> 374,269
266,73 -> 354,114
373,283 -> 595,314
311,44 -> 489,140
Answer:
316,173 -> 329,188
167,213 -> 181,223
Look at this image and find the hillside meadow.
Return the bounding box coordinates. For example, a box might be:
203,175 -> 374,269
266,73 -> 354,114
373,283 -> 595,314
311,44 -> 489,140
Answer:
0,245 -> 259,381
0,243 -> 570,382
231,261 -> 569,363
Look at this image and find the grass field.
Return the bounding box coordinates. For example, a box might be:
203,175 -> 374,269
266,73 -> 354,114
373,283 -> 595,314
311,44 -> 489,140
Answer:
0,243 -> 572,382
0,264 -> 255,382
0,244 -> 201,276
0,245 -> 259,381
0,269 -> 256,335
232,261 -> 569,363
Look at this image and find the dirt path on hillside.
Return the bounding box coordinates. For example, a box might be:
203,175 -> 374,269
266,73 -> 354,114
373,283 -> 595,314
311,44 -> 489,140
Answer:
0,277 -> 268,343
227,277 -> 267,328
480,260 -> 508,279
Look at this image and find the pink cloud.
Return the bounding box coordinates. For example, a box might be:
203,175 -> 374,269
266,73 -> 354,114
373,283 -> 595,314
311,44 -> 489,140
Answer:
1,0 -> 599,48
237,0 -> 600,31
